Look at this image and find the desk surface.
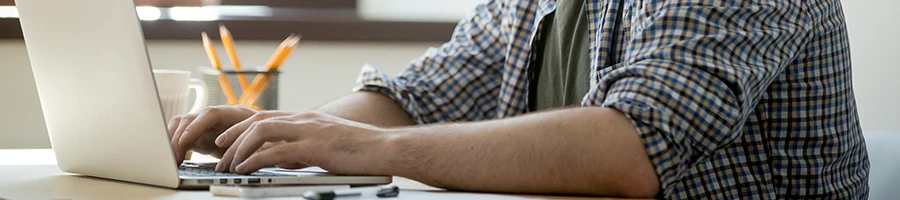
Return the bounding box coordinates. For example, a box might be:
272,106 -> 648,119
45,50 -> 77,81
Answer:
0,150 -> 625,200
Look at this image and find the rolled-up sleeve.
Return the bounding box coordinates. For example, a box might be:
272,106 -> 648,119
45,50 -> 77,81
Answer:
353,0 -> 507,124
583,1 -> 813,193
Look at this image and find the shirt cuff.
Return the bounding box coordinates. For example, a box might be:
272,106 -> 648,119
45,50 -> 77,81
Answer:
351,64 -> 422,124
598,77 -> 688,198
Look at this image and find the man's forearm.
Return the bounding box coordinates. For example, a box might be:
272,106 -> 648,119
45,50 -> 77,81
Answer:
379,107 -> 660,197
315,91 -> 415,128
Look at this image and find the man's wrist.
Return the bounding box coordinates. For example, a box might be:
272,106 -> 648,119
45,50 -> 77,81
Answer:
368,128 -> 413,176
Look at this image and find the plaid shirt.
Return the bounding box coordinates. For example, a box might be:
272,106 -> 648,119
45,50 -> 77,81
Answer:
354,0 -> 869,198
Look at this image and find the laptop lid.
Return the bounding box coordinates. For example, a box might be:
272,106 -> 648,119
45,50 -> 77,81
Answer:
16,0 -> 181,188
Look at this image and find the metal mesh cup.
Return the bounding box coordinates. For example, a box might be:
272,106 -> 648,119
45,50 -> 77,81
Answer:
200,69 -> 280,110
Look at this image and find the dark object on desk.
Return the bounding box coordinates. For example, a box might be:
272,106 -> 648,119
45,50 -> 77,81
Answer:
375,185 -> 401,198
303,185 -> 400,200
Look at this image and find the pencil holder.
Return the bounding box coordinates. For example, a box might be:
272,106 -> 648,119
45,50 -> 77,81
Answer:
201,69 -> 281,110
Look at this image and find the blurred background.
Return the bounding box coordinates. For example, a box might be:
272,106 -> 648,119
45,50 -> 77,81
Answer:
0,0 -> 897,148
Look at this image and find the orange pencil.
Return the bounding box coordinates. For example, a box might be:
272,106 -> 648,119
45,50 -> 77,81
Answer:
237,35 -> 292,108
219,25 -> 250,91
239,35 -> 301,108
246,35 -> 301,107
238,34 -> 298,107
201,32 -> 238,105
263,34 -> 299,71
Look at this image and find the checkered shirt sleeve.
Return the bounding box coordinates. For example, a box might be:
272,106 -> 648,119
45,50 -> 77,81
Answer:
352,0 -> 507,124
585,0 -> 816,197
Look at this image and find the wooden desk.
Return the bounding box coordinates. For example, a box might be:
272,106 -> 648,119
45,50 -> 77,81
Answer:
0,150 -> 623,200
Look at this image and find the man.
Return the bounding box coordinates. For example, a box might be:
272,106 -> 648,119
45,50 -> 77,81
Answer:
168,0 -> 869,198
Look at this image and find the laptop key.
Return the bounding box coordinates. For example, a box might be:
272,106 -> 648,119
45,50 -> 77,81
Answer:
178,165 -> 293,177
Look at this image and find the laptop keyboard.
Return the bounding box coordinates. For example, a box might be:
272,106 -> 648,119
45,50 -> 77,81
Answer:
178,165 -> 290,177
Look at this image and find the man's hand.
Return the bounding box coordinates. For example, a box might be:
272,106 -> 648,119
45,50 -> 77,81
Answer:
168,105 -> 294,165
214,110 -> 391,175
169,91 -> 413,168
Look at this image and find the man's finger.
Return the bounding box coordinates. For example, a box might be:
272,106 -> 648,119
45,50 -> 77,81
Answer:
217,121 -> 259,172
172,139 -> 186,165
170,115 -> 198,165
236,143 -> 313,174
167,115 -> 182,138
228,120 -> 266,172
216,111 -> 290,147
230,120 -> 297,172
167,116 -> 185,165
225,116 -> 297,172
171,114 -> 197,145
178,110 -> 219,147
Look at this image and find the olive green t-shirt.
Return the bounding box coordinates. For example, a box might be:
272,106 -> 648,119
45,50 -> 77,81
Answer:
528,0 -> 592,111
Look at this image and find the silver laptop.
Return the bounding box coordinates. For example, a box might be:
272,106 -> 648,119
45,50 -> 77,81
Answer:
15,0 -> 391,189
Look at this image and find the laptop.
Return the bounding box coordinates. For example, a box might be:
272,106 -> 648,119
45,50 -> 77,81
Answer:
14,0 -> 391,189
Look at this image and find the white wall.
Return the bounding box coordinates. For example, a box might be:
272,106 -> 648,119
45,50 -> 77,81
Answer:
2,0 -> 899,149
842,1 -> 900,131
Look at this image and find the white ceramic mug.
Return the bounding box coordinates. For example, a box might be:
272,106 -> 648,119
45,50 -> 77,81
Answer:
153,69 -> 209,121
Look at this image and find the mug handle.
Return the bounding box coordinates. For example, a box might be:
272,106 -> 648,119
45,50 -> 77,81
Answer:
187,79 -> 209,113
